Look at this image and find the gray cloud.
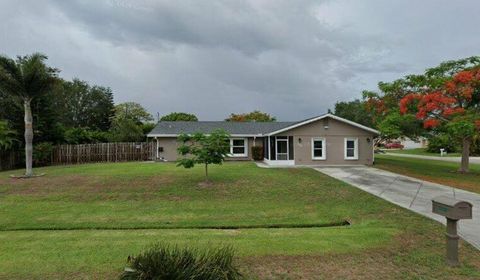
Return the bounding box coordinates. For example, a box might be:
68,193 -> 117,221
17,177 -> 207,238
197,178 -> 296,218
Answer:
1,0 -> 479,120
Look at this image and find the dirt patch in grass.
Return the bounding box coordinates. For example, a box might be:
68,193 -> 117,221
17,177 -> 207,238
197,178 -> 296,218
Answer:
1,174 -> 177,201
242,251 -> 401,280
241,231 -> 480,280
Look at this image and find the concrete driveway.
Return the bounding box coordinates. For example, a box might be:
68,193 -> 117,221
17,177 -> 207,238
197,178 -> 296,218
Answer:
315,166 -> 480,250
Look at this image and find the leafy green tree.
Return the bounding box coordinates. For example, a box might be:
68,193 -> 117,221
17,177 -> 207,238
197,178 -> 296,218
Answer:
0,89 -> 22,143
225,110 -> 276,122
334,99 -> 374,128
54,79 -> 115,131
427,133 -> 457,154
113,102 -> 153,124
399,66 -> 480,172
0,53 -> 58,177
108,118 -> 145,142
0,120 -> 16,150
141,122 -> 156,135
377,112 -> 424,142
177,130 -> 230,182
363,56 -> 480,165
160,112 -> 198,121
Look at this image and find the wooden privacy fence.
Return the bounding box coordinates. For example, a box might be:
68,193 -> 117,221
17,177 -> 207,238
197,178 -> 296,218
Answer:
0,150 -> 22,171
52,142 -> 156,165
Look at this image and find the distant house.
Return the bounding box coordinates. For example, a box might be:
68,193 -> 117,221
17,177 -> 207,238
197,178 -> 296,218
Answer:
147,113 -> 379,166
399,137 -> 428,150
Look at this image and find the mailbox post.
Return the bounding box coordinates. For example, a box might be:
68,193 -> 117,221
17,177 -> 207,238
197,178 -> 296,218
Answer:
432,196 -> 473,266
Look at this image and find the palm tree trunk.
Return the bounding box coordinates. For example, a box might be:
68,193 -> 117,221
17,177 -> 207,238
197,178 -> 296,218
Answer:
24,99 -> 33,177
458,137 -> 470,173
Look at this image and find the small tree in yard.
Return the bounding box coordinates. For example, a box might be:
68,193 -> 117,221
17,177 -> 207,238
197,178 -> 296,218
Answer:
400,68 -> 480,173
177,130 -> 230,182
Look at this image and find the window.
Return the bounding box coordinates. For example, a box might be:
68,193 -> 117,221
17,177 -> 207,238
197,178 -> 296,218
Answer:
344,138 -> 358,160
229,138 -> 247,157
311,137 -> 326,160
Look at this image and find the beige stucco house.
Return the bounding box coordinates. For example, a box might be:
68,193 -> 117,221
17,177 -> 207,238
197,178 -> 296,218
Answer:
147,113 -> 379,166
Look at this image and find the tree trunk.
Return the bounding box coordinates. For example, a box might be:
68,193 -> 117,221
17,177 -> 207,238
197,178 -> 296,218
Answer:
205,163 -> 209,181
458,137 -> 470,173
24,99 -> 34,177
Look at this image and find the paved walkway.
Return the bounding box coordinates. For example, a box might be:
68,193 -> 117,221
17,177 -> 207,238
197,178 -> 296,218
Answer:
385,153 -> 480,164
315,166 -> 480,250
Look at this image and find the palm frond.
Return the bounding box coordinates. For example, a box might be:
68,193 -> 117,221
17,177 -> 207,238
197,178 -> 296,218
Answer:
0,53 -> 58,102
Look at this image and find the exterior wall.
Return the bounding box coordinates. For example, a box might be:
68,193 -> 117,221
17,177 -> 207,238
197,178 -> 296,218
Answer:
155,137 -> 262,162
156,137 -> 180,161
275,118 -> 376,165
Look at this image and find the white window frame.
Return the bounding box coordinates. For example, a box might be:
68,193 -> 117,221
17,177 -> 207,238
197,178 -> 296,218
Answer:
344,137 -> 358,160
229,138 -> 248,157
311,137 -> 326,160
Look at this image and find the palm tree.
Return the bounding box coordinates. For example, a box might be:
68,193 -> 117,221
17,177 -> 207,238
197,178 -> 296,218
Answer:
0,120 -> 16,150
0,53 -> 58,177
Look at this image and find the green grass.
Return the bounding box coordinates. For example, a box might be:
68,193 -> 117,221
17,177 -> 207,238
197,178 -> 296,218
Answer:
384,148 -> 461,157
1,162 -> 479,279
375,155 -> 480,193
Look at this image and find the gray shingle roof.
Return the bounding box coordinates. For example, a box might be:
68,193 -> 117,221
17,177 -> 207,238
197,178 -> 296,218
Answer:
147,113 -> 380,137
147,121 -> 297,136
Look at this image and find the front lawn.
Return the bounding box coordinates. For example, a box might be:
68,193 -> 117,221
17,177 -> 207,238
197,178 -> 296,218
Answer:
384,148 -> 461,157
1,162 -> 479,279
375,155 -> 480,194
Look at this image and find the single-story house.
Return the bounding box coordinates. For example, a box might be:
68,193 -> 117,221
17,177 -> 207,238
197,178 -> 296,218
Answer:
147,113 -> 379,166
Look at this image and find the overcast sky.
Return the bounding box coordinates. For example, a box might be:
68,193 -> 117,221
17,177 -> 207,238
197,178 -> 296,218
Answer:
1,0 -> 479,121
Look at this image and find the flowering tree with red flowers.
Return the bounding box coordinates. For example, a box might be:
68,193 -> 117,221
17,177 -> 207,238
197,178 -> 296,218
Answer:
399,68 -> 480,172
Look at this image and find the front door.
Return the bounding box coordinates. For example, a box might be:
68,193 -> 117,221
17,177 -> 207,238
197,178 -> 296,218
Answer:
276,138 -> 288,160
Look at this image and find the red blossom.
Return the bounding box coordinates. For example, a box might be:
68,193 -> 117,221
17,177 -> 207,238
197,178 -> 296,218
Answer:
399,93 -> 421,114
416,110 -> 427,119
445,81 -> 456,93
442,107 -> 465,117
400,68 -> 478,131
423,119 -> 440,129
453,71 -> 474,83
462,87 -> 474,99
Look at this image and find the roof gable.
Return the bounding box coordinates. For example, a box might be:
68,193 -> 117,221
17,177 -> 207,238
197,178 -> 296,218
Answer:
266,114 -> 380,135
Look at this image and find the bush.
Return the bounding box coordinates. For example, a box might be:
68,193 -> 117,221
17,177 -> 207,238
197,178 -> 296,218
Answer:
33,142 -> 54,166
120,244 -> 242,280
64,127 -> 92,144
64,127 -> 110,144
426,134 -> 458,153
471,135 -> 480,156
251,146 -> 263,161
